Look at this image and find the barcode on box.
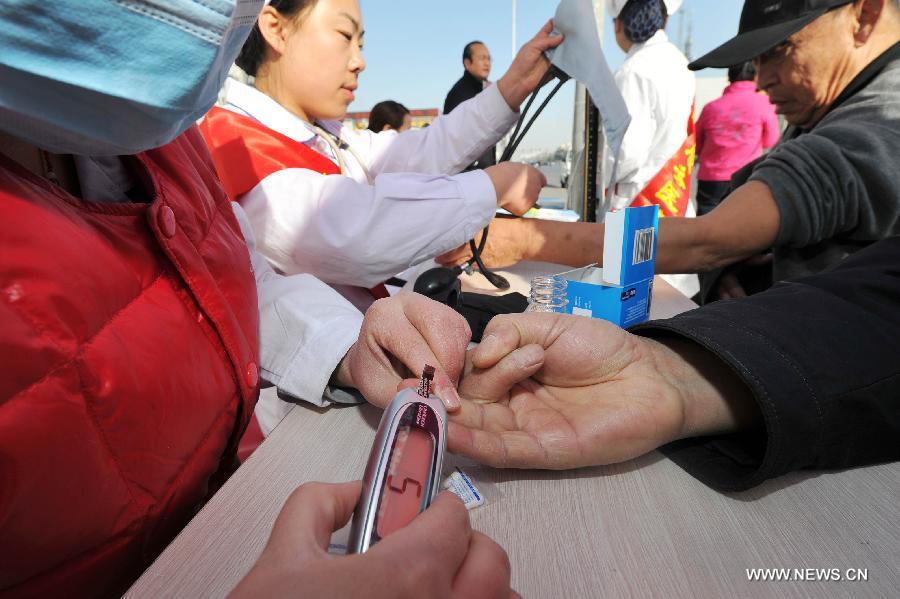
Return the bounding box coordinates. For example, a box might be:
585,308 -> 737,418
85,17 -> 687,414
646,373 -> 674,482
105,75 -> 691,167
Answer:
632,227 -> 655,265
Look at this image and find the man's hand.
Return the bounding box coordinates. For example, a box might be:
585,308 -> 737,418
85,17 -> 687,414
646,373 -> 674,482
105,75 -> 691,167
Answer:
714,253 -> 774,300
333,292 -> 470,411
230,482 -> 516,599
437,217 -> 533,269
484,163 -> 545,216
449,313 -> 760,469
497,20 -> 564,109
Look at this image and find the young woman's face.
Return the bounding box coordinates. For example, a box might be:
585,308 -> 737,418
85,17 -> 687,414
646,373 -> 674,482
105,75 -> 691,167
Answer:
280,0 -> 366,121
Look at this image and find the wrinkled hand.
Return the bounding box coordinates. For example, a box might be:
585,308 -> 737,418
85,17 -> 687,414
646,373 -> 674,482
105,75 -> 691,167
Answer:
485,162 -> 545,215
498,20 -> 565,109
436,217 -> 531,269
335,292 -> 470,410
449,312 -> 758,469
230,482 -> 516,599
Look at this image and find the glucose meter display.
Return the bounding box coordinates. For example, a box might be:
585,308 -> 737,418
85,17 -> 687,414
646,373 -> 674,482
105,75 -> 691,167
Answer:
375,423 -> 434,539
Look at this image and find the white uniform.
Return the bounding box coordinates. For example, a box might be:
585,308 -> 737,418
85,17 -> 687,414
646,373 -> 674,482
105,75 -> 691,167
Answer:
217,79 -> 520,433
221,79 -> 518,289
605,30 -> 700,298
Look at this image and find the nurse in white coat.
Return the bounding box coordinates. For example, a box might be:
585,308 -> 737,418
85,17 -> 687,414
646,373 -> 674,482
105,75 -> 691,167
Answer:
607,0 -> 700,298
205,0 -> 562,293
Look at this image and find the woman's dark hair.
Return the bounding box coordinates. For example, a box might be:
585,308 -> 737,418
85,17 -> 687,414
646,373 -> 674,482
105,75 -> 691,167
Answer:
728,61 -> 757,83
620,0 -> 667,44
236,0 -> 318,77
368,101 -> 410,132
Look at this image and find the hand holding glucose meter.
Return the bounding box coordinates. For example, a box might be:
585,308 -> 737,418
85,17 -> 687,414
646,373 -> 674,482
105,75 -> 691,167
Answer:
347,365 -> 447,553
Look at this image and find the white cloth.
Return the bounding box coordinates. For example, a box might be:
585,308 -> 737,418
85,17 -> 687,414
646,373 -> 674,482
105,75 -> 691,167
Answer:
233,202 -> 365,434
550,0 -> 631,161
605,30 -> 699,298
221,79 -> 518,288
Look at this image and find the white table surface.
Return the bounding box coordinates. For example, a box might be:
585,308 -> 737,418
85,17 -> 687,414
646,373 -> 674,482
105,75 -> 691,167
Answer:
126,266 -> 900,599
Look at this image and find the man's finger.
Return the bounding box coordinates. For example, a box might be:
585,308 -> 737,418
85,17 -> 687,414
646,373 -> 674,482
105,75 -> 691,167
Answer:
472,312 -> 562,369
719,274 -> 747,299
449,398 -> 519,432
447,424 -> 548,469
268,481 -> 362,564
459,344 -> 544,402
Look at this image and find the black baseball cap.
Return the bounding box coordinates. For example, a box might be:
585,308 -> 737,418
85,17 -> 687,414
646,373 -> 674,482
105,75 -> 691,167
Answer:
689,0 -> 854,70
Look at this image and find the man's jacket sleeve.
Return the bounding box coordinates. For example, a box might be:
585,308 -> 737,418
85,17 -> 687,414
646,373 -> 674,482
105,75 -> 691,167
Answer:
633,236 -> 900,491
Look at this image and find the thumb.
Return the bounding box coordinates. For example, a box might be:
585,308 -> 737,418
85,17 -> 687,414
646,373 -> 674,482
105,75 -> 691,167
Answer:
366,492 -> 473,588
265,481 -> 362,565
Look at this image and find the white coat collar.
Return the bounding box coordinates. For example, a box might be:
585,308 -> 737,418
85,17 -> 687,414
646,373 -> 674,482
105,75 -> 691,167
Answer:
222,78 -> 318,144
625,29 -> 670,59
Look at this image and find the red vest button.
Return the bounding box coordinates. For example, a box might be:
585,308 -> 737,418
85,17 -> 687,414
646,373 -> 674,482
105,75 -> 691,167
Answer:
245,362 -> 259,388
158,206 -> 177,238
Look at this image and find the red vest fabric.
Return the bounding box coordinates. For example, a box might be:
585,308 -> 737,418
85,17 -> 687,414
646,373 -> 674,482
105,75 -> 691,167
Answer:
0,128 -> 259,598
199,105 -> 341,200
631,104 -> 697,218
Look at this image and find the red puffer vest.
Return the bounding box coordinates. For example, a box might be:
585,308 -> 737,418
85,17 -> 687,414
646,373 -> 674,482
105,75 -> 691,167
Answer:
0,128 -> 259,598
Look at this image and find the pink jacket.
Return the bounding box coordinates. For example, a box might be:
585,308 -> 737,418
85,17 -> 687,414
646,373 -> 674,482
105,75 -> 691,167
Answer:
695,81 -> 780,182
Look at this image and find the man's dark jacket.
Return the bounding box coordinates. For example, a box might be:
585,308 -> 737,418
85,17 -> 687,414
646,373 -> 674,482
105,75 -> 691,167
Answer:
444,70 -> 496,170
700,42 -> 900,303
637,235 -> 900,491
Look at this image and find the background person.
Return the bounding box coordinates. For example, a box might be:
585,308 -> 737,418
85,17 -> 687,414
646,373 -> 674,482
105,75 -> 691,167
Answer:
367,99 -> 411,132
695,61 -> 780,215
607,0 -> 700,297
444,40 -> 497,170
438,0 -> 900,304
202,0 -> 559,296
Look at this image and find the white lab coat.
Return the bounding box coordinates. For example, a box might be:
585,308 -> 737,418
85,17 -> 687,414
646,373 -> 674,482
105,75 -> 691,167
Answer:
232,202 -> 365,435
605,30 -> 699,298
221,79 -> 518,289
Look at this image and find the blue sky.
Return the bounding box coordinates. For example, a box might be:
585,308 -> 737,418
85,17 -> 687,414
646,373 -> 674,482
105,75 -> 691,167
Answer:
349,0 -> 743,151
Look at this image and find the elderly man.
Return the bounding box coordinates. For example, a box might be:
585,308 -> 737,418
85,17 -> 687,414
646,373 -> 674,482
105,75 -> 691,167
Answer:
439,0 -> 900,301
444,41 -> 498,170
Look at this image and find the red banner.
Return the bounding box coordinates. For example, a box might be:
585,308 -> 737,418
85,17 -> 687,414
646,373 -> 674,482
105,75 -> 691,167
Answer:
630,105 -> 696,218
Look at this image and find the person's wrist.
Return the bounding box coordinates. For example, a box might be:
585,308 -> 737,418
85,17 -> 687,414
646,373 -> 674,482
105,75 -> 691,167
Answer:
496,75 -> 527,111
519,217 -> 545,262
330,346 -> 356,389
650,337 -> 761,440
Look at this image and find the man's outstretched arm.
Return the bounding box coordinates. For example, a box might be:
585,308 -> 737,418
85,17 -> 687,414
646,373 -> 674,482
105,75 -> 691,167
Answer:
439,181 -> 781,275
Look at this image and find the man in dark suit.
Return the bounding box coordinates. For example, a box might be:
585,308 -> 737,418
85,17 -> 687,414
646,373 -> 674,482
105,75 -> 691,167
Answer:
444,40 -> 497,170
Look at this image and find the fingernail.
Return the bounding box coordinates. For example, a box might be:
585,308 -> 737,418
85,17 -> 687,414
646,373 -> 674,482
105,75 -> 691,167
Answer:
440,385 -> 461,411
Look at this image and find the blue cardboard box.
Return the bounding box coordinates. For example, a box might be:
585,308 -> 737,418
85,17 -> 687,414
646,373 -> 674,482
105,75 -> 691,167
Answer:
602,205 -> 659,286
561,267 -> 654,328
559,206 -> 659,328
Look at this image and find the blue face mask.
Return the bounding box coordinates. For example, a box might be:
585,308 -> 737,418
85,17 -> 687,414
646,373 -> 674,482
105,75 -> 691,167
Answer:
0,0 -> 264,155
